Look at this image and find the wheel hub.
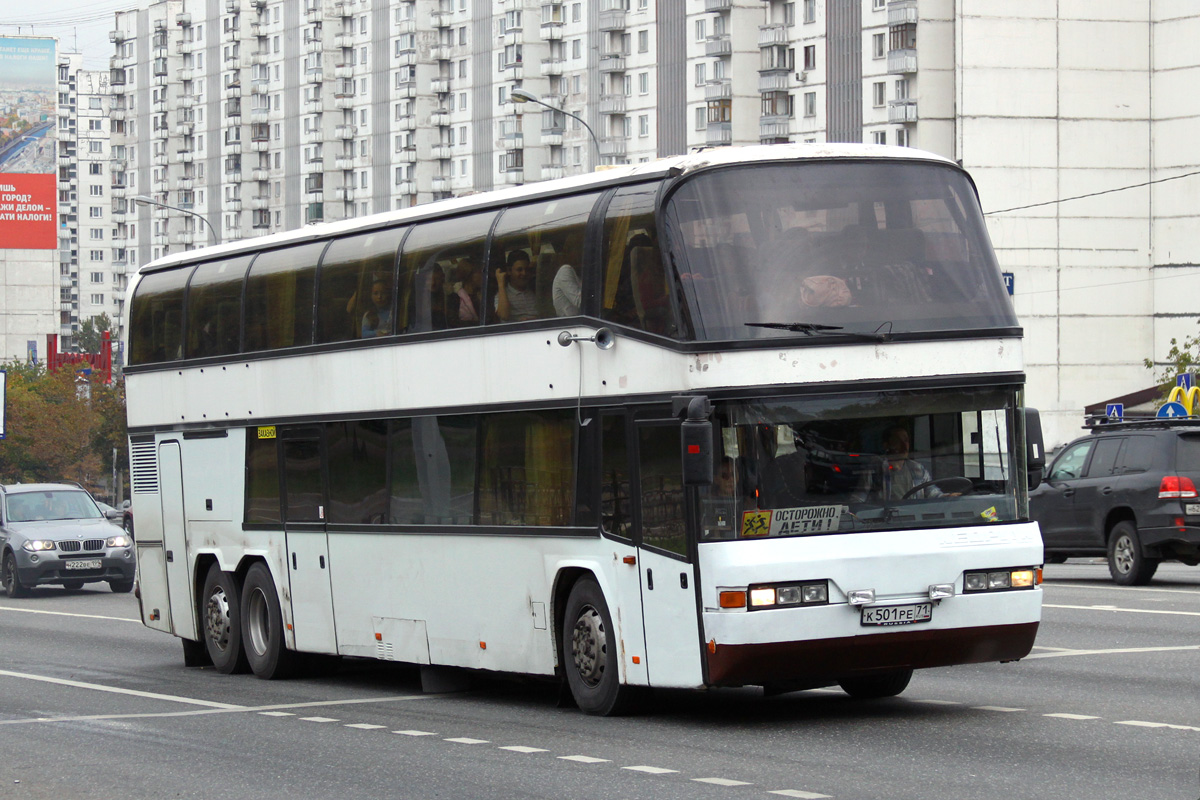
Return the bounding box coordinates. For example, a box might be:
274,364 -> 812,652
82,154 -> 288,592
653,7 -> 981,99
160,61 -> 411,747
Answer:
205,586 -> 232,653
245,587 -> 268,657
571,605 -> 607,688
1113,535 -> 1134,574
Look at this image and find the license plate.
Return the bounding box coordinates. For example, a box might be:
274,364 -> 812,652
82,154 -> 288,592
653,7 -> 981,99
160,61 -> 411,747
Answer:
64,559 -> 102,571
861,602 -> 933,626
1186,503 -> 1200,516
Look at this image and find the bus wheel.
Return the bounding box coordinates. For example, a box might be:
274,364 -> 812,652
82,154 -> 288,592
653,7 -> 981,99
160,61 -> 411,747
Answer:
838,668 -> 913,699
240,562 -> 298,680
201,564 -> 249,674
1108,521 -> 1159,585
562,577 -> 634,716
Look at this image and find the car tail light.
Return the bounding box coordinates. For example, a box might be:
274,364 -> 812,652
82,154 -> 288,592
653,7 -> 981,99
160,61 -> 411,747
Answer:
1158,475 -> 1198,499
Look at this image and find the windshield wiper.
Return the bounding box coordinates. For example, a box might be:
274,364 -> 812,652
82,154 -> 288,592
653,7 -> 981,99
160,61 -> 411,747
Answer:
745,321 -> 893,342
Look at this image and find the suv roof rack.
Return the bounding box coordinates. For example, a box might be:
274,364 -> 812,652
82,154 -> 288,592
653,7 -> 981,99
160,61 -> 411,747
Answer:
1084,414 -> 1200,432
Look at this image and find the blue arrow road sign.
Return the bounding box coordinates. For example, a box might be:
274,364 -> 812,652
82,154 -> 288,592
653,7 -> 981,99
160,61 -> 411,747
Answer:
1106,403 -> 1124,419
1157,401 -> 1189,419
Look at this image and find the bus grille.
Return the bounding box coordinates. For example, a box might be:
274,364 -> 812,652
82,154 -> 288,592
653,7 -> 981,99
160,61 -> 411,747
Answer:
130,439 -> 159,494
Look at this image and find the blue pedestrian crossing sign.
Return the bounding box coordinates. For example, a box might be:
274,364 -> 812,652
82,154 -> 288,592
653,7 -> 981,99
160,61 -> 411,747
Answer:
1157,401 -> 1189,419
1177,373 -> 1195,391
1105,403 -> 1124,420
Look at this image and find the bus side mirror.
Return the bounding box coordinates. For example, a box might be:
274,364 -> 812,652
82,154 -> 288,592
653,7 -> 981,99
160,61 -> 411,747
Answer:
1024,407 -> 1045,491
676,395 -> 714,486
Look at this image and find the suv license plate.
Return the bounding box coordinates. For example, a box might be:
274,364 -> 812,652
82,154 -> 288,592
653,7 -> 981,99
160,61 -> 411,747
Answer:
64,559 -> 102,571
1186,503 -> 1200,516
861,603 -> 933,626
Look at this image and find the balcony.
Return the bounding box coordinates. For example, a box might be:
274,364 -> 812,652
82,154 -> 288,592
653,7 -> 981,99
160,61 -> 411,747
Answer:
758,72 -> 789,92
305,96 -> 324,112
431,79 -> 451,93
759,118 -> 790,139
541,165 -> 564,180
394,18 -> 415,34
170,231 -> 194,245
430,110 -> 451,127
334,125 -> 356,139
541,131 -> 563,146
430,10 -> 452,28
706,35 -> 732,57
153,151 -> 169,166
333,156 -> 353,170
431,45 -> 452,61
334,64 -> 353,79
704,0 -> 731,10
396,148 -> 417,163
334,95 -> 355,109
396,181 -> 414,195
887,49 -> 917,74
706,122 -> 732,145
888,0 -> 918,25
705,79 -> 732,100
540,22 -> 563,40
175,122 -> 194,136
500,132 -> 523,149
333,34 -> 352,49
225,141 -> 243,155
499,169 -> 523,185
250,195 -> 270,209
500,63 -> 524,79
305,38 -> 323,54
250,140 -> 270,152
431,144 -> 453,159
306,69 -> 324,84
598,9 -> 625,30
396,114 -> 415,129
599,54 -> 625,73
431,177 -> 450,193
887,99 -> 917,122
598,93 -> 626,114
758,23 -> 787,47
226,199 -> 243,212
335,187 -> 354,202
539,58 -> 563,76
597,137 -> 624,157
177,178 -> 194,190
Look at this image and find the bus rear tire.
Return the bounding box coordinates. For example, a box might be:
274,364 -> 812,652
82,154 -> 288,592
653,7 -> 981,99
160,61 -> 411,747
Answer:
201,564 -> 249,674
838,668 -> 913,699
562,577 -> 636,716
240,562 -> 298,680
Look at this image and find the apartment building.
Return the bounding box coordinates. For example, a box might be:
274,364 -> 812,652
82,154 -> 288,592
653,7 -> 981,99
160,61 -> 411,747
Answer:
105,1 -> 1200,446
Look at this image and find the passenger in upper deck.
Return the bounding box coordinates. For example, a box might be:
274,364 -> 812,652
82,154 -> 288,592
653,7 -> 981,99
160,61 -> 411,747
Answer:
450,258 -> 483,325
552,232 -> 584,316
361,276 -> 393,337
494,250 -> 539,322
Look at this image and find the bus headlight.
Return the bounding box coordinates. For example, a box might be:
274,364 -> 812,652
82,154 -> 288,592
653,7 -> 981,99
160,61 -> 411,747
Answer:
963,568 -> 1039,593
747,581 -> 829,609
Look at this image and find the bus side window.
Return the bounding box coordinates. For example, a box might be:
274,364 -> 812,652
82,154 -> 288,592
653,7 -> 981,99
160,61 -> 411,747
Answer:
129,267 -> 190,364
184,256 -> 251,359
401,213 -> 494,332
602,183 -> 678,336
245,433 -> 281,523
316,229 -> 405,344
244,243 -> 323,352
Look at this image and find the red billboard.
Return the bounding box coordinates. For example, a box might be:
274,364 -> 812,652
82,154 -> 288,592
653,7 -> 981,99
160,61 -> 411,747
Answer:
0,36 -> 57,250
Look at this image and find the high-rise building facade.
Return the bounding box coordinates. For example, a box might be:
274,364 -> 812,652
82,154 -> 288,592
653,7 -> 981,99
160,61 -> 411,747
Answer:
106,1 -> 1200,447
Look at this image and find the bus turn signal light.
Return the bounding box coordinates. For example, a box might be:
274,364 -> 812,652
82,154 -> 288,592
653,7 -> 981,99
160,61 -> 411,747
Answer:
719,590 -> 746,608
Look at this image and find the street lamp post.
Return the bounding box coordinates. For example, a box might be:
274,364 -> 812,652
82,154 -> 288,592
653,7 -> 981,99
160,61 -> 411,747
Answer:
133,194 -> 221,246
510,88 -> 601,170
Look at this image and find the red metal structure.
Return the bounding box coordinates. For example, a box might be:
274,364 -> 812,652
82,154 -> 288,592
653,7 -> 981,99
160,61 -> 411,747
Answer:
47,331 -> 113,384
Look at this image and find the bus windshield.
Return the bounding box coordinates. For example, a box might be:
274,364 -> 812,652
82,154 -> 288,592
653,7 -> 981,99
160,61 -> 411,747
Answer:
661,160 -> 1016,341
698,387 -> 1026,541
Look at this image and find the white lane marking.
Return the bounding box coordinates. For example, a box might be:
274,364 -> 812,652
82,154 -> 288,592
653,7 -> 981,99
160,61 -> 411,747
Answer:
1024,645 -> 1200,660
768,791 -> 832,799
973,706 -> 1024,712
624,766 -> 678,774
1046,583 -> 1200,596
344,723 -> 386,730
499,746 -> 548,753
393,730 -> 438,736
694,778 -> 753,787
1116,720 -> 1200,732
0,668 -> 243,709
299,716 -> 340,723
1044,603 -> 1200,617
911,699 -> 960,705
1044,713 -> 1100,720
258,711 -> 295,717
0,605 -> 140,623
444,737 -> 489,744
558,755 -> 610,764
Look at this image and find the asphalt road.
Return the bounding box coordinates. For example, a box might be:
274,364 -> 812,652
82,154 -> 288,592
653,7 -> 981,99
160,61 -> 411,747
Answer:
1,560 -> 1196,800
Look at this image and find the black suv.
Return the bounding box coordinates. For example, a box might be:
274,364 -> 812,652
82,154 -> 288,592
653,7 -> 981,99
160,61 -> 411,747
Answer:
1030,419 -> 1200,584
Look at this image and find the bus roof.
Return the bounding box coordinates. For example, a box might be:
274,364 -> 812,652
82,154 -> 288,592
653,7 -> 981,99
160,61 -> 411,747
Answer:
135,143 -> 956,275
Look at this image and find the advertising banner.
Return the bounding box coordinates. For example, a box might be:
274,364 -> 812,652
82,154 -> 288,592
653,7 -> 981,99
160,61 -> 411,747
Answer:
0,36 -> 57,250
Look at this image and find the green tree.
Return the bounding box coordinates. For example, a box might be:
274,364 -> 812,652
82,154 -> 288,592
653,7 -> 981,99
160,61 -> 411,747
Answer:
76,313 -> 113,354
1144,320 -> 1200,400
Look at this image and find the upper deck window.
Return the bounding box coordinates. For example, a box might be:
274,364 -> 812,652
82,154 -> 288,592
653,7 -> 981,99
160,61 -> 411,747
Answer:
660,160 -> 1016,342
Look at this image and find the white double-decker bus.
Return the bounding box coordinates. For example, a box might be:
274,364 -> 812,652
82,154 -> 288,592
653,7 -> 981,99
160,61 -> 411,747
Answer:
126,144 -> 1045,714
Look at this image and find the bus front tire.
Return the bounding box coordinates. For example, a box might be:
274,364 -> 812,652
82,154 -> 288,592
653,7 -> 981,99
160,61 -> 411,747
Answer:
201,564 -> 250,674
562,577 -> 635,716
240,562 -> 298,680
1108,521 -> 1159,585
838,668 -> 913,699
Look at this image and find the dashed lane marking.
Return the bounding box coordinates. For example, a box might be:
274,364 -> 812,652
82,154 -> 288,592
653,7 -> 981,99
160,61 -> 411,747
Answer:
623,766 -> 679,774
972,706 -> 1024,712
344,723 -> 386,730
911,699 -> 961,705
768,790 -> 833,799
258,711 -> 295,717
694,778 -> 753,787
393,730 -> 438,736
499,746 -> 549,753
1116,720 -> 1200,732
1044,713 -> 1101,720
444,737 -> 489,744
558,755 -> 611,764
299,716 -> 340,723
1043,603 -> 1200,617
1024,645 -> 1200,660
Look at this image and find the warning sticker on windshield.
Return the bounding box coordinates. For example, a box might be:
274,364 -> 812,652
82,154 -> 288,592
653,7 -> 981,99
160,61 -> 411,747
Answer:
741,505 -> 845,537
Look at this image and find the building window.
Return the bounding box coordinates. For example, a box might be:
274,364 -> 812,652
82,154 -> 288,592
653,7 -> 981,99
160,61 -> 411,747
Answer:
896,128 -> 910,147
803,0 -> 815,23
91,294 -> 105,305
638,29 -> 648,53
89,252 -> 104,262
803,91 -> 816,117
895,78 -> 909,100
638,114 -> 648,137
90,271 -> 104,283
638,72 -> 649,94
803,45 -> 816,71
873,130 -> 886,145
873,33 -> 885,58
873,81 -> 885,107
874,0 -> 885,8
695,62 -> 706,86
89,206 -> 103,218
695,19 -> 706,41
784,2 -> 795,26
890,23 -> 916,51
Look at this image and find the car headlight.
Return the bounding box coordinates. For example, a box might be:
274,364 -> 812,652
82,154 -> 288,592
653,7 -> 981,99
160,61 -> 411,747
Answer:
22,539 -> 57,552
107,534 -> 131,548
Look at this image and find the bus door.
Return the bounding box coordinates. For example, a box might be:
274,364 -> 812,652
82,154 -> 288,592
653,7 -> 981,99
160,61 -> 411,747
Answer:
158,440 -> 191,635
280,427 -> 338,654
633,419 -> 704,688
